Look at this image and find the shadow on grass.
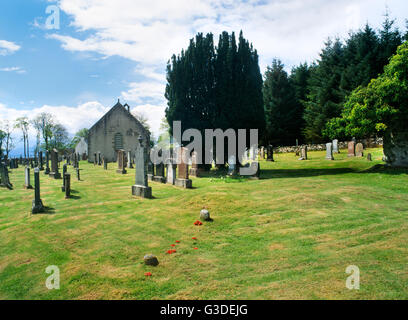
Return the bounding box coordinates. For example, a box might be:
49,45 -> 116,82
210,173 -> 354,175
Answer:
32,206 -> 56,215
260,168 -> 356,179
361,164 -> 408,175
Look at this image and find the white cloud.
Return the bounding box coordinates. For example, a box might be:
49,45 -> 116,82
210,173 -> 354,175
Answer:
0,101 -> 110,135
0,40 -> 21,56
0,66 -> 26,74
131,104 -> 166,138
50,0 -> 408,71
0,100 -> 165,141
121,81 -> 166,105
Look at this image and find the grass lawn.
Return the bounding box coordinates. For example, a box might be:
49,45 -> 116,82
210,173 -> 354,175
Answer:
1,147 -> 408,300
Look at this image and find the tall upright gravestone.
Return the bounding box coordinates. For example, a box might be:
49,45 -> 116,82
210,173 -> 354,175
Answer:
49,149 -> 61,179
61,164 -> 68,191
266,145 -> 274,162
24,167 -> 33,189
132,136 -> 152,198
326,143 -> 334,160
166,161 -> 177,185
332,139 -> 339,154
0,162 -> 13,190
44,150 -> 50,174
189,151 -> 200,177
127,151 -> 133,169
175,147 -> 192,189
348,141 -> 356,157
117,150 -> 127,174
32,168 -> 44,214
39,151 -> 44,170
355,143 -> 364,157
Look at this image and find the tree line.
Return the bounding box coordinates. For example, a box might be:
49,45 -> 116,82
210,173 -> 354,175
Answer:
0,113 -> 88,161
165,14 -> 407,150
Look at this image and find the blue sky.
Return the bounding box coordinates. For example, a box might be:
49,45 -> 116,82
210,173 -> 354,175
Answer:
0,0 -> 407,156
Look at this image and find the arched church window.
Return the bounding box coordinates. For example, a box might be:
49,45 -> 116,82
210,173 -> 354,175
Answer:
114,133 -> 123,150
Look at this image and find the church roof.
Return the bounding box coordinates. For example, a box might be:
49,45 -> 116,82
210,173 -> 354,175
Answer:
88,100 -> 149,136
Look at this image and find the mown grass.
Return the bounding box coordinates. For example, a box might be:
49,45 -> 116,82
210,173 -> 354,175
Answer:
0,148 -> 408,300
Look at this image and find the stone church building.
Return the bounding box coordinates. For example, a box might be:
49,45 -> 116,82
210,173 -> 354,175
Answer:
88,100 -> 150,163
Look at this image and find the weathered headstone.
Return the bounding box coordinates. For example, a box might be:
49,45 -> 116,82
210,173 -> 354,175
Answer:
266,145 -> 274,162
117,150 -> 127,174
332,139 -> 339,154
61,164 -> 67,191
299,146 -> 308,160
64,173 -> 71,199
127,151 -> 133,169
227,155 -> 236,176
175,147 -> 192,188
39,151 -> 44,170
0,162 -> 13,189
147,160 -> 154,181
98,152 -> 102,166
326,143 -> 334,160
355,143 -> 364,157
132,136 -> 152,198
76,168 -> 80,181
367,153 -> 372,161
189,151 -> 200,177
166,161 -> 177,185
94,152 -> 97,166
44,151 -> 50,174
49,149 -> 61,179
31,168 -> 44,214
348,141 -> 356,157
103,157 -> 108,170
24,167 -> 33,189
153,163 -> 166,183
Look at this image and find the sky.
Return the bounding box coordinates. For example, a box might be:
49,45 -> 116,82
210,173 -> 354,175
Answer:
0,0 -> 407,156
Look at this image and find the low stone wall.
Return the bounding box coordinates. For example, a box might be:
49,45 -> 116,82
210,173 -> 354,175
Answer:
273,137 -> 383,154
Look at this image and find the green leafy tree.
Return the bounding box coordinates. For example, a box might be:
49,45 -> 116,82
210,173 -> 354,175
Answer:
326,42 -> 408,166
263,59 -> 299,146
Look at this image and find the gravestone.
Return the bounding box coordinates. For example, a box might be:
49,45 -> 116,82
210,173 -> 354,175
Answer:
94,153 -> 97,166
31,168 -> 44,214
39,151 -> 44,170
228,155 -> 236,176
24,167 -> 33,189
248,161 -> 260,180
266,145 -> 274,162
116,150 -> 127,174
98,152 -> 102,166
132,136 -> 152,198
103,157 -> 108,170
189,151 -> 200,177
147,160 -> 154,181
44,151 -> 50,174
64,173 -> 71,199
61,164 -> 67,191
49,149 -> 61,179
367,153 -> 372,161
166,161 -> 177,185
332,139 -> 339,154
82,153 -> 87,161
175,147 -> 192,188
355,143 -> 364,157
260,147 -> 265,160
73,153 -> 77,168
127,151 -> 133,169
76,168 -> 80,181
153,163 -> 166,183
326,143 -> 334,160
348,141 -> 356,157
0,162 -> 13,189
299,146 -> 308,160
